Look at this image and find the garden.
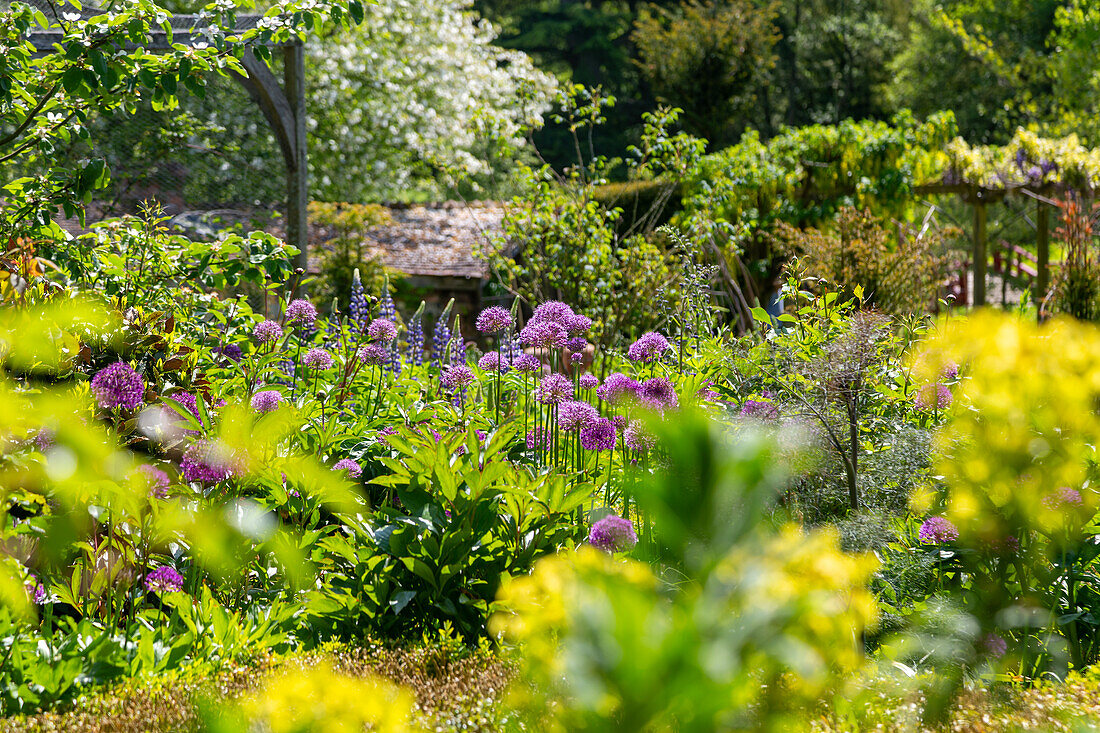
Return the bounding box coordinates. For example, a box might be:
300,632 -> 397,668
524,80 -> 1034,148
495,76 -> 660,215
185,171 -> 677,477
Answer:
7,0 -> 1100,731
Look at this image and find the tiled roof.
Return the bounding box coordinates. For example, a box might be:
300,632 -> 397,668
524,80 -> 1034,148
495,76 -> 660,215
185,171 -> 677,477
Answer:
360,202 -> 501,281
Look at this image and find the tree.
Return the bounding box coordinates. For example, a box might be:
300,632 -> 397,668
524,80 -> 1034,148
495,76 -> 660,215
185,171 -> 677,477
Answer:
632,0 -> 780,148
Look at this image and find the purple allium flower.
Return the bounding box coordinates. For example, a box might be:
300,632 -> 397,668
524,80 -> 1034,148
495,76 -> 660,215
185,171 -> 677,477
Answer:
623,420 -> 655,451
251,390 -> 283,413
253,320 -> 283,344
442,365 -> 475,390
525,427 -> 552,451
145,566 -> 184,594
916,383 -> 952,411
570,353 -> 584,365
348,269 -> 370,334
478,352 -> 508,373
563,314 -> 592,335
611,414 -> 628,431
513,354 -> 541,373
285,299 -> 318,328
34,429 -> 54,452
740,399 -> 779,419
918,516 -> 959,544
941,361 -> 959,380
333,458 -> 362,478
627,332 -> 672,363
580,417 -> 616,452
537,373 -> 573,405
214,343 -> 243,362
579,374 -> 599,391
476,306 -> 513,334
368,318 -> 398,343
25,574 -> 45,604
596,373 -> 640,405
696,381 -> 721,401
1044,487 -> 1084,509
138,464 -> 171,499
519,321 -> 568,349
588,515 -> 637,553
90,362 -> 145,411
638,377 -> 678,410
558,400 -> 599,432
981,632 -> 1008,658
566,337 -> 588,353
180,440 -> 235,484
358,344 -> 389,366
530,301 -> 575,325
302,348 -> 335,370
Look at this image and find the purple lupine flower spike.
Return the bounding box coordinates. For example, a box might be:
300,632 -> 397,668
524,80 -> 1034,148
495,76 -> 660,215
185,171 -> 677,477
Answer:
348,269 -> 370,334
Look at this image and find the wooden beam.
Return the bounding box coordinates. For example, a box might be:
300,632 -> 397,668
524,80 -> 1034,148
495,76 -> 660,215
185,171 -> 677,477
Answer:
232,49 -> 297,172
1037,201 -> 1051,307
973,201 -> 987,306
284,43 -> 309,291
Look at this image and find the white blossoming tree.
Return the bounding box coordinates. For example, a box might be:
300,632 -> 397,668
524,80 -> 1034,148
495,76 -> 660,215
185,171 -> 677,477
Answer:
307,0 -> 556,202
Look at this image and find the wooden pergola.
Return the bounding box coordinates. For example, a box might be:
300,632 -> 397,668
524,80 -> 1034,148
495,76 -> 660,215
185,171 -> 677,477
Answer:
26,1 -> 310,275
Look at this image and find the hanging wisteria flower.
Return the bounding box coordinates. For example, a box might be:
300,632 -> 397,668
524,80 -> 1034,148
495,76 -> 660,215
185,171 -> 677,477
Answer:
740,399 -> 779,419
138,464 -> 171,499
476,306 -> 513,334
915,383 -> 952,411
638,377 -> 678,410
596,373 -> 639,405
24,574 -> 45,604
579,373 -> 599,391
442,365 -> 475,390
251,390 -> 283,414
285,299 -> 318,327
580,417 -> 616,451
513,354 -> 541,373
180,440 -> 236,484
253,320 -> 283,344
90,362 -> 145,410
566,337 -> 588,353
530,301 -> 575,325
525,427 -> 552,451
145,566 -> 184,594
558,400 -> 599,432
368,318 -> 398,343
537,374 -> 573,404
918,516 -> 959,544
302,348 -> 335,370
478,352 -> 508,373
358,344 -> 389,366
589,515 -> 637,553
981,633 -> 1008,658
519,321 -> 567,349
627,332 -> 672,363
623,420 -> 656,451
563,314 -> 592,335
333,458 -> 362,478
1044,486 -> 1084,509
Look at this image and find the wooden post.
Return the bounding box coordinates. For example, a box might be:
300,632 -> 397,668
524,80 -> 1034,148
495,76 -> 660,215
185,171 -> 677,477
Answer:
973,200 -> 987,307
1037,200 -> 1050,307
284,42 -> 309,292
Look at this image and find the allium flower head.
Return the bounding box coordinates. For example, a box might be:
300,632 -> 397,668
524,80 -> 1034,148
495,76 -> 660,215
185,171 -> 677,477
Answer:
589,515 -> 637,553
442,365 -> 475,390
558,400 -> 598,432
358,344 -> 389,366
537,373 -> 573,405
180,440 -> 236,484
623,420 -> 656,451
138,464 -> 171,499
639,377 -> 678,410
513,354 -> 541,373
368,318 -> 398,343
579,373 -> 599,391
145,566 -> 184,594
916,383 -> 952,411
476,306 -> 513,334
530,301 -> 575,325
477,352 -> 508,373
566,337 -> 588,353
941,361 -> 960,380
519,321 -> 567,349
596,373 -> 639,405
333,458 -> 362,478
214,343 -> 243,362
91,362 -> 145,410
285,299 -> 317,327
918,516 -> 959,544
302,348 -> 334,370
740,399 -> 779,419
981,633 -> 1008,658
580,417 -> 616,451
563,314 -> 592,335
1044,486 -> 1084,509
251,390 -> 283,414
526,427 -> 552,451
253,320 -> 283,344
25,574 -> 45,604
627,332 -> 672,363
